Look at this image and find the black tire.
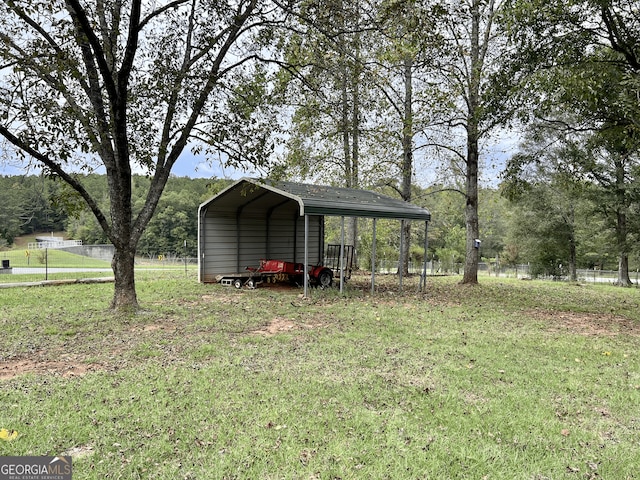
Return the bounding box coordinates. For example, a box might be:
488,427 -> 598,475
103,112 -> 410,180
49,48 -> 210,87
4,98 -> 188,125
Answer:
317,269 -> 333,288
233,278 -> 243,289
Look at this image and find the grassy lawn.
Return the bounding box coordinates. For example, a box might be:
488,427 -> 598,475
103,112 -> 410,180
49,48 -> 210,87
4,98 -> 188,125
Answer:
0,248 -> 193,284
1,274 -> 639,479
0,248 -> 112,268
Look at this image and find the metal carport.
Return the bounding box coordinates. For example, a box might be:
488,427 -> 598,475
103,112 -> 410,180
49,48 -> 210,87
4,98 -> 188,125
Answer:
197,178 -> 431,295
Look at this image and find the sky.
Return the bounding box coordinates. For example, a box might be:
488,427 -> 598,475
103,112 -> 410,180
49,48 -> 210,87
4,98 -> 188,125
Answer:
0,150 -> 256,181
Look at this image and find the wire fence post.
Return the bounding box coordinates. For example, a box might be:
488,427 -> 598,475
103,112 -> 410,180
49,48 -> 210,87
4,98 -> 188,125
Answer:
184,240 -> 188,278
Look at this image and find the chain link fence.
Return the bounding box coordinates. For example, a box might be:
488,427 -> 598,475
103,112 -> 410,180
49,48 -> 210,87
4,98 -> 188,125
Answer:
0,245 -> 198,285
4,247 -> 637,287
369,259 -> 639,285
478,263 -> 640,284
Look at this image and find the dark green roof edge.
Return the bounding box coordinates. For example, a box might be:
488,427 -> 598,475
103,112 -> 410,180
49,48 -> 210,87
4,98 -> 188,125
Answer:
201,177 -> 431,222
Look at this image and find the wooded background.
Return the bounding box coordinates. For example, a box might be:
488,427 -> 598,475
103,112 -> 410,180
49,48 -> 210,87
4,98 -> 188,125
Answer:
1,173 -> 635,279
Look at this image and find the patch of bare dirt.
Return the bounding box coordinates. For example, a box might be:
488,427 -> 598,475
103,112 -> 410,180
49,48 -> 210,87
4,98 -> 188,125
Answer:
0,358 -> 101,380
528,309 -> 640,337
1,319 -> 178,381
252,317 -> 325,336
128,322 -> 177,333
61,445 -> 95,459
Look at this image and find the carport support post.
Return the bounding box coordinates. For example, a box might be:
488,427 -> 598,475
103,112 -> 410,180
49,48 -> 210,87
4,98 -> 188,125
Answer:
304,214 -> 309,297
340,216 -> 345,294
420,221 -> 429,293
399,220 -> 404,292
371,218 -> 377,294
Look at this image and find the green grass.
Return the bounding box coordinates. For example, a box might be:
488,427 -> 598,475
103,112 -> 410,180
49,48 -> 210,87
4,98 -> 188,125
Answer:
1,275 -> 639,479
0,248 -> 111,269
0,248 -> 196,284
2,231 -> 109,271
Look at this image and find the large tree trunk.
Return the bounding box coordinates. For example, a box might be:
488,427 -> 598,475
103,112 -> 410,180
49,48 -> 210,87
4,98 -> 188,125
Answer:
338,4 -> 361,257
109,130 -> 139,309
111,246 -> 138,309
462,131 -> 480,284
616,209 -> 631,286
618,254 -> 631,286
399,55 -> 414,276
565,203 -> 578,282
461,0 -> 481,285
568,230 -> 577,282
349,8 -> 361,256
614,158 -> 631,286
349,39 -> 360,256
341,64 -> 358,250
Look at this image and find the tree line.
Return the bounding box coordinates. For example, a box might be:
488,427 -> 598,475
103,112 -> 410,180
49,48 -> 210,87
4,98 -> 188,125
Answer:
1,0 -> 638,308
0,175 -> 226,257
2,173 -> 636,278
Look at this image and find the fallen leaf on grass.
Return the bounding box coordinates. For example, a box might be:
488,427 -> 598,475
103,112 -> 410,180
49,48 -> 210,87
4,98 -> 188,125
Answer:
561,429 -> 570,437
0,429 -> 18,441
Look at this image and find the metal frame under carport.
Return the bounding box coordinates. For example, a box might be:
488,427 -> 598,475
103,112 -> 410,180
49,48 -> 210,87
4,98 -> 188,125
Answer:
302,213 -> 430,298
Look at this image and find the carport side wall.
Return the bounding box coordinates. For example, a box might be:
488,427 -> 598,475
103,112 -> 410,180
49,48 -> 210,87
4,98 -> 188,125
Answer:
268,210 -> 325,265
201,209 -> 323,282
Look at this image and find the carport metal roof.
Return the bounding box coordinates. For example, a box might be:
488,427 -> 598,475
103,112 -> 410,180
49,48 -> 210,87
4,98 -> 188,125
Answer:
200,177 -> 431,221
